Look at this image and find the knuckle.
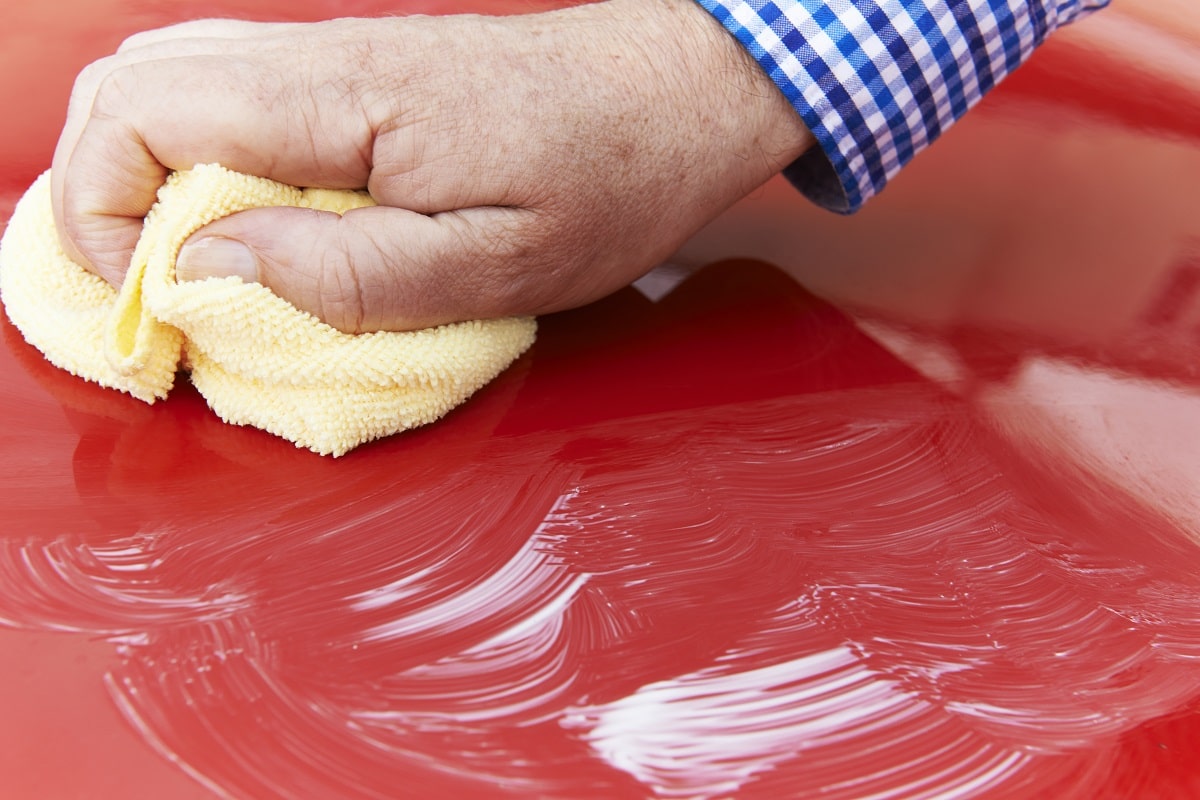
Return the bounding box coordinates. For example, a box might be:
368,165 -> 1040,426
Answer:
116,29 -> 159,53
70,55 -> 121,107
315,234 -> 373,334
87,63 -> 140,118
68,53 -> 157,126
117,19 -> 225,52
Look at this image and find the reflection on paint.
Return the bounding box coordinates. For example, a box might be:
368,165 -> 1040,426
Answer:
5,260 -> 1200,799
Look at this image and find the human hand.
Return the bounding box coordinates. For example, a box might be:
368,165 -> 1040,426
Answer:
52,0 -> 812,332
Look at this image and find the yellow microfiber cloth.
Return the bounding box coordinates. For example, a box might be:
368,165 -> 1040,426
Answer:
0,165 -> 536,456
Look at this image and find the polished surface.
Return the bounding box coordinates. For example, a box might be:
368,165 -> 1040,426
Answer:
3,1 -> 1200,798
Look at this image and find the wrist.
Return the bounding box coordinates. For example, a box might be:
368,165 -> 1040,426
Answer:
617,0 -> 814,183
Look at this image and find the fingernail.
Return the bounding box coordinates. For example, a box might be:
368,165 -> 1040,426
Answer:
176,237 -> 258,283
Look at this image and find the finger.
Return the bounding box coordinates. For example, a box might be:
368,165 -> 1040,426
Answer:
53,33 -> 292,278
55,51 -> 375,283
53,106 -> 167,285
175,204 -> 550,333
116,19 -> 299,53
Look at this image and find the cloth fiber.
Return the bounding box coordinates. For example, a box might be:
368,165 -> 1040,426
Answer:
0,165 -> 536,456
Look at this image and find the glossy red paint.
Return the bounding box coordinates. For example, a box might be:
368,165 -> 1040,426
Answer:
3,2 -> 1200,798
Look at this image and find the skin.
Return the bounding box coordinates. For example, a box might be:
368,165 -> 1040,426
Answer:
51,0 -> 814,333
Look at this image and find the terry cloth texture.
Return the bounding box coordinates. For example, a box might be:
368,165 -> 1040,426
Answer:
0,165 -> 537,456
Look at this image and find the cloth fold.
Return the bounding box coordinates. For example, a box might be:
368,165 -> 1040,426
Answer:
0,165 -> 536,456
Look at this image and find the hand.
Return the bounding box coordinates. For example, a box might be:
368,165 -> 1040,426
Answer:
52,0 -> 813,332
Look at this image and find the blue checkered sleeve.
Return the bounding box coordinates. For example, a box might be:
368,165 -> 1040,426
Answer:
694,0 -> 1111,213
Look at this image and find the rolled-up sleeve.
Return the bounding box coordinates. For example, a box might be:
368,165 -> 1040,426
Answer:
693,0 -> 1111,213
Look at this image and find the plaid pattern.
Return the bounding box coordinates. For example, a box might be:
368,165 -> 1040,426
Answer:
695,0 -> 1111,212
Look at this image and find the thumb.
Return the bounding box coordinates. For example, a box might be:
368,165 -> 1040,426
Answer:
175,205 -> 539,333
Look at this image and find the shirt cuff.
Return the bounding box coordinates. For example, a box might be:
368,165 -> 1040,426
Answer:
694,0 -> 1112,214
